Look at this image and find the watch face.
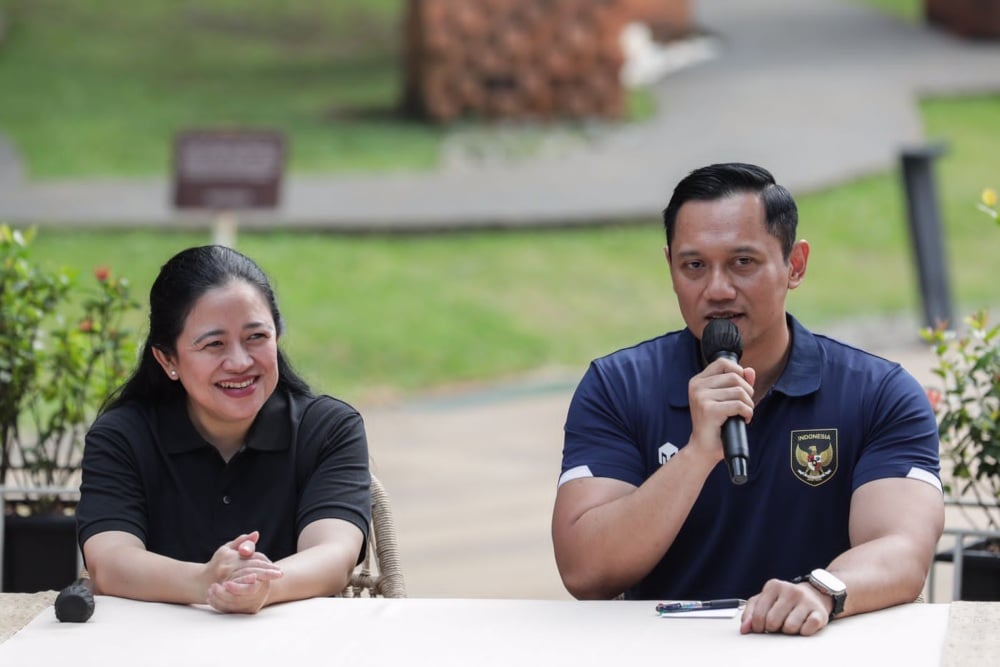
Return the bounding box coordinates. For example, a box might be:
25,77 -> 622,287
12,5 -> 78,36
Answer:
810,568 -> 846,594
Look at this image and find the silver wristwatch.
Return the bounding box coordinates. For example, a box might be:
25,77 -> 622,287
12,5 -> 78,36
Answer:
794,568 -> 847,620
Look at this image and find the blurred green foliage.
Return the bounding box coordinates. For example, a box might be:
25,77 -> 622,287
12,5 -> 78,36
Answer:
0,225 -> 139,506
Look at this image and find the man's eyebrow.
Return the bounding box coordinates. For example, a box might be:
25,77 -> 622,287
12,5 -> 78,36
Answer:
730,245 -> 763,255
674,245 -> 762,258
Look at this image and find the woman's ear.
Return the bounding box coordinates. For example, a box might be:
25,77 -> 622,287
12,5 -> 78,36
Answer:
151,346 -> 179,380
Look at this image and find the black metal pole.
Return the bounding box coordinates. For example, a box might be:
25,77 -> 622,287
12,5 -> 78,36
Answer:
900,143 -> 954,330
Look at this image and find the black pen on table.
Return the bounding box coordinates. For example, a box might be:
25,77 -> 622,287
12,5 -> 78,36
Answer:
656,598 -> 746,614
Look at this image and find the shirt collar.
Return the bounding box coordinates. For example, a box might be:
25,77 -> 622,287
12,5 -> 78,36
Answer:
666,313 -> 821,408
667,328 -> 703,408
773,314 -> 822,397
159,390 -> 291,454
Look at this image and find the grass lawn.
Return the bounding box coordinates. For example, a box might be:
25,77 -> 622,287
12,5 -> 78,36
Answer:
0,0 -> 647,179
0,0 -> 435,177
853,0 -> 923,22
791,96 -> 1000,325
19,91 -> 1000,405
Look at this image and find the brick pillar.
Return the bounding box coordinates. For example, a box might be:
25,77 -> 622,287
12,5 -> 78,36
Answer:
622,0 -> 693,41
403,0 -> 629,123
925,0 -> 1000,39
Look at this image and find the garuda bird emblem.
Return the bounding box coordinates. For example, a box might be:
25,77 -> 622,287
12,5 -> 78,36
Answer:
791,430 -> 838,486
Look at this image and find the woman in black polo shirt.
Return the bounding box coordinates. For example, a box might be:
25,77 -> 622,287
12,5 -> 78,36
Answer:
77,245 -> 371,614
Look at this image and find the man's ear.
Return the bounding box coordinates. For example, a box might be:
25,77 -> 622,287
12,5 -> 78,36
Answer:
788,239 -> 810,289
151,346 -> 178,380
664,244 -> 672,266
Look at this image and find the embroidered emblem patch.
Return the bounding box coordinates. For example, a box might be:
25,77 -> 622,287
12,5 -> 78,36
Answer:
791,429 -> 838,486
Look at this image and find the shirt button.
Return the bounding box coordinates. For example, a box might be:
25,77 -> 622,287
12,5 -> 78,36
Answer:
222,495 -> 232,505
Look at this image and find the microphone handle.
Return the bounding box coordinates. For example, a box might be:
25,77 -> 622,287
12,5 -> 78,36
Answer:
722,415 -> 749,485
712,349 -> 749,485
55,577 -> 96,623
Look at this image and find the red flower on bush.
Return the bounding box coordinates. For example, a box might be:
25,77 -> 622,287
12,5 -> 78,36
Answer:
94,266 -> 110,282
925,387 -> 942,412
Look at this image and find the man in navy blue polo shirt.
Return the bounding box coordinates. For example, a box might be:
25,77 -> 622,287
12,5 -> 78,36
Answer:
551,162 -> 944,636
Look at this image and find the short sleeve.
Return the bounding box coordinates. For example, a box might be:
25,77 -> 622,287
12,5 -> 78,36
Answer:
76,407 -> 151,550
295,397 -> 372,562
852,365 -> 942,491
561,361 -> 647,488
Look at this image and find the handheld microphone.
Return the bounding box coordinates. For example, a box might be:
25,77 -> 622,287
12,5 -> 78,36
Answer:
700,318 -> 749,485
54,577 -> 95,623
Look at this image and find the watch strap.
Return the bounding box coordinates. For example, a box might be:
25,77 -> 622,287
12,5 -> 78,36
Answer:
794,572 -> 846,621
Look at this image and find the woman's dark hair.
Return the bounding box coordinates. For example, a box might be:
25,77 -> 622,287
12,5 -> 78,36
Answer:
662,162 -> 798,260
102,245 -> 311,413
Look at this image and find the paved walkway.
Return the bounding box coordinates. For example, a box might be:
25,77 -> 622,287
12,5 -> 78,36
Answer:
0,1 -> 995,601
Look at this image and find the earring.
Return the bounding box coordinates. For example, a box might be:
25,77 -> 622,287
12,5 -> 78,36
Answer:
170,370 -> 178,378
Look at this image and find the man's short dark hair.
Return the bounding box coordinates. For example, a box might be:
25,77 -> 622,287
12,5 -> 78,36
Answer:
662,162 -> 798,260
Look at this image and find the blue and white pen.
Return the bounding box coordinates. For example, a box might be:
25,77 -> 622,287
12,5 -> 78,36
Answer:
656,598 -> 746,614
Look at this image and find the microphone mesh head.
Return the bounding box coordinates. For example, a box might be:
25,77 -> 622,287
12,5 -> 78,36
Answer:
701,318 -> 743,363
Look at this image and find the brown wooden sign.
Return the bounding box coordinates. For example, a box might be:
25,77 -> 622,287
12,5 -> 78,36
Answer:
172,129 -> 285,210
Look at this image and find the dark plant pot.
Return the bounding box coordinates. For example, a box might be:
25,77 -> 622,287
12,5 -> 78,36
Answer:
2,513 -> 79,593
935,539 -> 1000,601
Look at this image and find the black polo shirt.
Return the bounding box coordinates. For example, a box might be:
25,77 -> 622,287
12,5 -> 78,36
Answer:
77,389 -> 370,565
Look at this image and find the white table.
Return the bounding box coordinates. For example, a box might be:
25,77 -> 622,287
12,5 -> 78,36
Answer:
0,595 -> 973,666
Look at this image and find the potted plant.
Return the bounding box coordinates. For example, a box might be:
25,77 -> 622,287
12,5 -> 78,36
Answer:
1,225 -> 139,592
922,187 -> 1000,601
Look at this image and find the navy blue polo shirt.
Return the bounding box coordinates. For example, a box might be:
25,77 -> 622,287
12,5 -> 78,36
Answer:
77,389 -> 371,566
559,315 -> 941,600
